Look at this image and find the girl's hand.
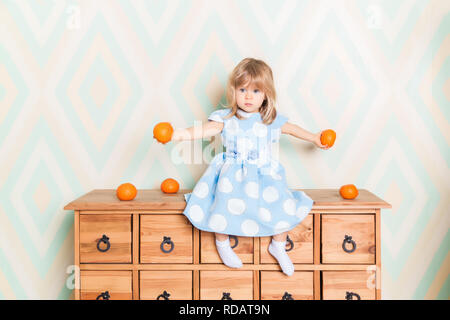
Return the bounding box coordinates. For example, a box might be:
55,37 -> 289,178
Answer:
170,128 -> 183,142
170,129 -> 188,142
170,128 -> 191,142
313,132 -> 330,150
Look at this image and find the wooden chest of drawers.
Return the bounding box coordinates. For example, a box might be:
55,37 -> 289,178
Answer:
64,189 -> 391,300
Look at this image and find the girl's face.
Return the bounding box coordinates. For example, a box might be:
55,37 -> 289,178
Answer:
235,82 -> 266,113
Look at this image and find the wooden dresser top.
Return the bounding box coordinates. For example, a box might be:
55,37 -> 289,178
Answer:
64,189 -> 391,211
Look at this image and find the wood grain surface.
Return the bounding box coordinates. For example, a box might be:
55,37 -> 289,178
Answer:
64,189 -> 392,211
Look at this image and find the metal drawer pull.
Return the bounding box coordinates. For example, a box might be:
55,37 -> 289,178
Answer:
96,291 -> 110,300
221,292 -> 232,300
157,290 -> 171,300
285,235 -> 294,252
96,234 -> 111,252
342,235 -> 356,253
160,236 -> 174,253
229,235 -> 239,249
282,292 -> 294,300
345,291 -> 361,300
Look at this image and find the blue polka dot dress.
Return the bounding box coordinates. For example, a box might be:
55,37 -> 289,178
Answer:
183,108 -> 314,237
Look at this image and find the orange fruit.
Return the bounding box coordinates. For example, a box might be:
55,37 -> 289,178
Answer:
339,184 -> 359,200
161,178 -> 179,194
116,183 -> 137,201
153,122 -> 173,144
320,129 -> 336,148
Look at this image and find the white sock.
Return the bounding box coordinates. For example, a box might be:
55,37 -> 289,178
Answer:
269,239 -> 294,276
215,238 -> 243,269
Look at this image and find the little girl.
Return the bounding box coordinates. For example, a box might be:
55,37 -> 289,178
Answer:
168,58 -> 329,276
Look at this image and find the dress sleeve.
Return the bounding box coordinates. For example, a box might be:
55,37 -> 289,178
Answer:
271,113 -> 288,129
208,109 -> 226,123
269,113 -> 289,142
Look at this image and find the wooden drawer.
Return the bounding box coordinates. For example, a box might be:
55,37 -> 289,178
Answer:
321,215 -> 375,264
260,271 -> 314,300
140,215 -> 193,263
140,271 -> 192,300
260,215 -> 313,264
200,232 -> 253,263
200,271 -> 253,300
79,215 -> 132,263
322,271 -> 376,300
80,271 -> 132,300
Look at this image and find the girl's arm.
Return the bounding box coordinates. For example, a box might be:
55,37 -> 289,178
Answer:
171,120 -> 224,141
281,122 -> 329,149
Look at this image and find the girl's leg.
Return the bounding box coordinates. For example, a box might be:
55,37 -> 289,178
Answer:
215,233 -> 229,241
215,233 -> 242,268
272,231 -> 288,242
269,231 -> 294,276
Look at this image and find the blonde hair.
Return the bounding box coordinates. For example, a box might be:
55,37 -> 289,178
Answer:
222,58 -> 277,125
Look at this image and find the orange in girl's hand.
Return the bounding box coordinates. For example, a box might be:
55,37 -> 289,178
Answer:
320,129 -> 336,148
161,178 -> 179,194
153,122 -> 173,144
340,184 -> 359,200
116,183 -> 137,201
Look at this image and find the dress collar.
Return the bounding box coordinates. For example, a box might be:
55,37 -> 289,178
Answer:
237,109 -> 259,118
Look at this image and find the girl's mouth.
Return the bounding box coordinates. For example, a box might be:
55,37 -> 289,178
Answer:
245,103 -> 252,106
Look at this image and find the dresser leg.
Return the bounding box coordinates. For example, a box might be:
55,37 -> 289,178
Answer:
376,210 -> 381,300
133,270 -> 139,300
193,270 -> 199,300
314,270 -> 321,300
74,211 -> 80,300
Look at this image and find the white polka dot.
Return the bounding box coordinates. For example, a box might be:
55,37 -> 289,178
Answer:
208,214 -> 227,232
253,122 -> 268,138
258,207 -> 272,222
263,186 -> 279,203
227,198 -> 246,215
241,219 -> 259,236
270,169 -> 282,180
218,177 -> 233,193
193,182 -> 209,198
245,181 -> 259,199
256,149 -> 270,167
236,138 -> 253,154
283,199 -> 296,215
296,206 -> 310,219
272,173 -> 282,180
274,221 -> 290,234
189,205 -> 204,222
225,119 -> 239,135
235,167 -> 248,182
269,159 -> 280,168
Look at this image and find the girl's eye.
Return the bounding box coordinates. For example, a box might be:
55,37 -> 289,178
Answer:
239,88 -> 246,92
254,89 -> 259,93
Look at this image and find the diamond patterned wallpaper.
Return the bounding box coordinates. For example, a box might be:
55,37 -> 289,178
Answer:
0,0 -> 448,299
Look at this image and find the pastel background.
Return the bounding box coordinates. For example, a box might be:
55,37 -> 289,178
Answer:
0,0 -> 448,300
